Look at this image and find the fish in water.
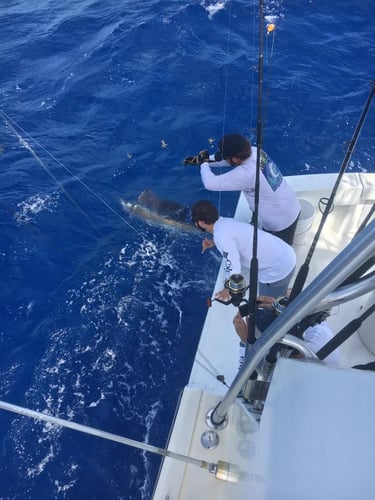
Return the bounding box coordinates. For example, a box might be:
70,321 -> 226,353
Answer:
120,188 -> 198,233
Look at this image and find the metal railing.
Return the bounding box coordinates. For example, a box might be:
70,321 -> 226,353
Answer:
210,220 -> 375,426
313,271 -> 375,312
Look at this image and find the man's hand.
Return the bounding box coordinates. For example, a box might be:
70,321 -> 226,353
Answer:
183,150 -> 210,166
214,287 -> 231,303
256,295 -> 276,309
233,311 -> 249,342
201,238 -> 215,254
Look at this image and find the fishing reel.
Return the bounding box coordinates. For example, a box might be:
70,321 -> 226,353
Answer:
273,295 -> 289,315
222,274 -> 248,307
210,274 -> 248,308
239,295 -> 288,318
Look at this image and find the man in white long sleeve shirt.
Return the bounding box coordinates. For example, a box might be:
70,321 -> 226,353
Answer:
189,134 -> 301,245
191,200 -> 296,301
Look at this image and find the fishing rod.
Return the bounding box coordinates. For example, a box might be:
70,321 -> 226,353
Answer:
336,202 -> 375,286
355,203 -> 375,237
316,302 -> 375,361
288,80 -> 375,303
246,0 -> 265,345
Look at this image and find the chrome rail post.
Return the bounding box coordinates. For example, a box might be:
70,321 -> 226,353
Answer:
314,272 -> 375,312
210,220 -> 375,426
280,334 -> 319,360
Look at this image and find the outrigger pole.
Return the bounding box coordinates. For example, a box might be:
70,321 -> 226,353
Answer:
288,80 -> 375,303
0,400 -> 239,483
247,0 -> 265,345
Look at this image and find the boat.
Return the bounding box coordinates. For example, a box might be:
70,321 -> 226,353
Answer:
151,170 -> 375,500
151,2 -> 375,496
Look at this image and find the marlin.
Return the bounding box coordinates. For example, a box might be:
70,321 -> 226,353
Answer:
120,188 -> 199,233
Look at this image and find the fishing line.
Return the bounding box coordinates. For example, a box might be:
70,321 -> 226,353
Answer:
196,349 -> 229,387
242,1 -> 260,139
220,0 -> 233,142
262,23 -> 277,133
248,2 -> 258,136
0,200 -> 79,265
0,109 -> 144,239
1,111 -> 104,240
246,0 -> 265,346
215,0 -> 234,215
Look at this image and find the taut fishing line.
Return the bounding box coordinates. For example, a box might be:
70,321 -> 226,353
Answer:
215,0 -> 234,215
0,109 -> 144,239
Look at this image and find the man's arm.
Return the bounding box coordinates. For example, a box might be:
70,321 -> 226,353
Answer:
200,162 -> 247,191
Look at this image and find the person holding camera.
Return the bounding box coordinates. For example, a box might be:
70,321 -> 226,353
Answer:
184,134 -> 301,246
191,200 -> 296,302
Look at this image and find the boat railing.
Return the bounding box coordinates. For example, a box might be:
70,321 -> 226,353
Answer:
210,220 -> 375,427
314,271 -> 375,312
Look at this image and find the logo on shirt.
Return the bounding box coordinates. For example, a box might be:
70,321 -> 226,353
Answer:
223,253 -> 232,273
260,150 -> 283,192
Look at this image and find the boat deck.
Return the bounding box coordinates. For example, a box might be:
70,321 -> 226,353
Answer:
155,358 -> 375,500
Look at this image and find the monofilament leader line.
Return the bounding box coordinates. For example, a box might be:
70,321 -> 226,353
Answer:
0,109 -> 144,239
215,0 -> 234,215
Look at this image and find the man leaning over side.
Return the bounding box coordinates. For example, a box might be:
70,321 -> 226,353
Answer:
191,200 -> 296,302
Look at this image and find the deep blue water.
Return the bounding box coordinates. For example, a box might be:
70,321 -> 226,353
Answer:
0,1 -> 374,499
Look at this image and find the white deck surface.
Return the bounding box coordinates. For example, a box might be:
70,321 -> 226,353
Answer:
154,358 -> 375,500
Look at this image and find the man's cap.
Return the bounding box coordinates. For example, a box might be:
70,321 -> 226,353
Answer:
214,134 -> 251,161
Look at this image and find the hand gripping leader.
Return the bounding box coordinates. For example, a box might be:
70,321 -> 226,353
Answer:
183,150 -> 211,166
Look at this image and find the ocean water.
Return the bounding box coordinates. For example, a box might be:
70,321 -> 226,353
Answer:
0,1 -> 374,499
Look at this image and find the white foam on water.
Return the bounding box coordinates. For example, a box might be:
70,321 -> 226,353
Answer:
26,444 -> 55,478
15,192 -> 60,224
87,391 -> 106,408
139,400 -> 163,500
201,0 -> 227,20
